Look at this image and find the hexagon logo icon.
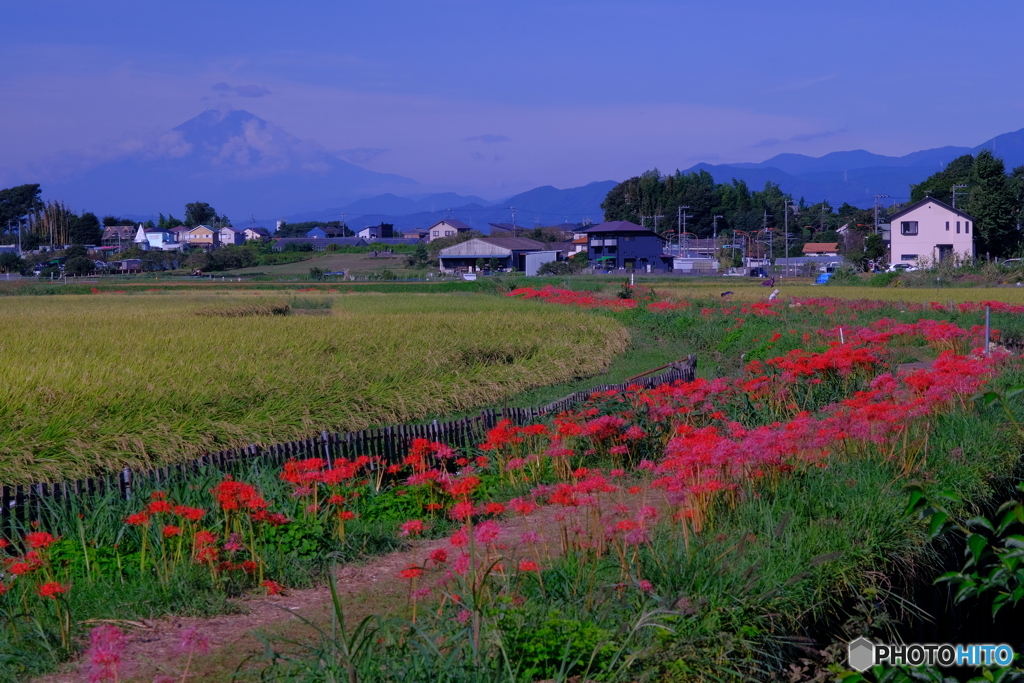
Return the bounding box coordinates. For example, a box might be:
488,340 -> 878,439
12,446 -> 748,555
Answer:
848,637 -> 875,672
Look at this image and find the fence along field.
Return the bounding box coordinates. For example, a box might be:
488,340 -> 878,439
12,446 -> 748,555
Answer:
0,358 -> 696,536
0,292 -> 629,484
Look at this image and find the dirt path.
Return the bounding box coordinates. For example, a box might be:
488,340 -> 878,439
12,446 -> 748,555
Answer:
37,503 -> 575,683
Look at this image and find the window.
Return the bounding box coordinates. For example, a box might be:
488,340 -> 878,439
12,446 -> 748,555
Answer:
432,231 -> 439,237
623,235 -> 634,241
900,254 -> 918,261
900,221 -> 918,235
445,230 -> 453,236
966,221 -> 970,233
945,222 -> 950,231
956,221 -> 960,234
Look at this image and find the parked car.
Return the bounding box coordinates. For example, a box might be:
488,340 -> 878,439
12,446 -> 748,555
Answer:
1001,258 -> 1022,268
818,261 -> 841,273
887,263 -> 918,273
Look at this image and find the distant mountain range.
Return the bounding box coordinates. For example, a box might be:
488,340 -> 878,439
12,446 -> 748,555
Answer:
683,127 -> 1024,208
285,181 -> 616,232
34,108 -> 1024,227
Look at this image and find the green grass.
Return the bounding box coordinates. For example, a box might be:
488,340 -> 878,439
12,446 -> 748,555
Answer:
226,251 -> 425,278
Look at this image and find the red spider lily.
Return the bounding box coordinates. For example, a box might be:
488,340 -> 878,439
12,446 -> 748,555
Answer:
126,512 -> 150,526
174,505 -> 206,522
280,458 -> 327,487
24,531 -> 57,549
484,502 -> 505,515
37,581 -> 68,599
429,548 -> 448,564
400,566 -> 423,579
518,560 -> 540,572
508,285 -> 638,310
147,499 -> 173,515
194,530 -> 217,546
508,498 -> 538,515
8,560 -> 40,576
449,528 -> 470,548
262,580 -> 284,595
444,476 -> 481,500
211,478 -> 269,514
162,525 -> 183,538
400,519 -> 425,536
450,501 -> 476,521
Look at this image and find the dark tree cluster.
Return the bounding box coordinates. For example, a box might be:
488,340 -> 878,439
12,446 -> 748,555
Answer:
601,169 -> 875,259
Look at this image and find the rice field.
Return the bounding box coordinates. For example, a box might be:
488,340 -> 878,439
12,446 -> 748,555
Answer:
0,292 -> 629,483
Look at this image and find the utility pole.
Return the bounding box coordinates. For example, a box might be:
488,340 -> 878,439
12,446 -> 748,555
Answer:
510,207 -> 517,237
763,210 -> 773,260
873,195 -> 888,234
783,204 -> 792,263
952,184 -> 967,209
713,215 -> 723,258
652,214 -> 665,234
677,206 -> 691,252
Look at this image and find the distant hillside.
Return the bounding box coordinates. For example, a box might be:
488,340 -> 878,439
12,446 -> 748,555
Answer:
281,181 -> 616,232
684,127 -> 1024,208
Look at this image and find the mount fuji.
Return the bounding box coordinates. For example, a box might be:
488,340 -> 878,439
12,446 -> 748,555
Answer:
43,109 -> 416,218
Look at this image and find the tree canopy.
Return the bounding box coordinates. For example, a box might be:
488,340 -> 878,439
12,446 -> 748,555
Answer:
0,184 -> 43,228
600,169 -> 866,258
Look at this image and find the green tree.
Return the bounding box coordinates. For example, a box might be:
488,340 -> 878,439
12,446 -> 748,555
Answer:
0,184 -> 43,229
69,212 -> 102,245
910,154 -> 975,204
184,202 -> 218,227
967,150 -> 1017,256
0,251 -> 26,273
1009,165 -> 1024,232
64,256 -> 95,275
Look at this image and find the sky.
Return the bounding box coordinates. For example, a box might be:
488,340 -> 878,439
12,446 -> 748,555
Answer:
2,0 -> 1024,201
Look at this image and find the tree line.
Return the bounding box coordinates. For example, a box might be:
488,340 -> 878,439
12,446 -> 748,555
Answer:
603,151 -> 1024,262
600,169 -> 886,265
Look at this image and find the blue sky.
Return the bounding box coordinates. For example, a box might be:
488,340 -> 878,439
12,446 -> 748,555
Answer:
2,0 -> 1023,199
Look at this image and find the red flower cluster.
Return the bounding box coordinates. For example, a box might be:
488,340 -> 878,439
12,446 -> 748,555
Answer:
507,285 -> 638,310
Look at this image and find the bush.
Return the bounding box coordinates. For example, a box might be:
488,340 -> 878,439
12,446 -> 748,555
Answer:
309,267 -> 326,281
0,252 -> 25,274
368,269 -> 398,281
536,260 -> 582,276
64,257 -> 95,276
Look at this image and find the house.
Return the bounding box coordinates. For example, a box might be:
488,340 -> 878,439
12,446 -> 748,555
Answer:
219,226 -> 245,247
185,225 -> 219,249
438,237 -> 559,275
243,227 -> 270,242
356,223 -> 394,240
305,227 -> 328,238
887,197 -> 975,267
369,238 -> 423,247
402,228 -> 429,240
101,226 -> 136,249
802,242 -> 839,257
134,226 -> 180,251
271,237 -> 368,252
583,221 -> 671,272
168,226 -> 191,244
425,219 -> 473,242
570,236 -> 589,255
